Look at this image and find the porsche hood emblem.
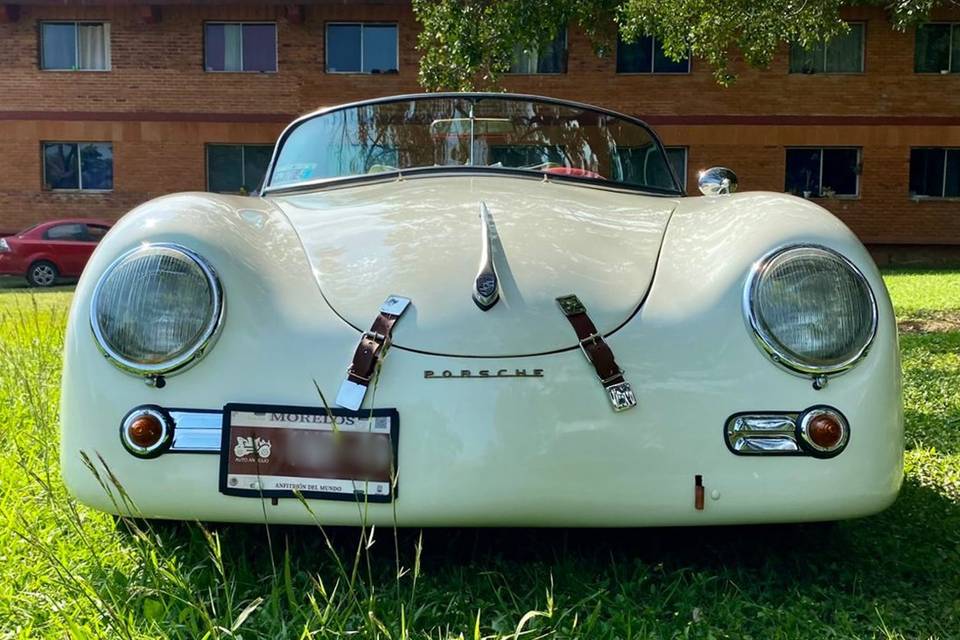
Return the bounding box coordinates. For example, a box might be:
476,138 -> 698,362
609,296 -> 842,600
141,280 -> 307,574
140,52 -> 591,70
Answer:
472,202 -> 500,311
475,272 -> 498,299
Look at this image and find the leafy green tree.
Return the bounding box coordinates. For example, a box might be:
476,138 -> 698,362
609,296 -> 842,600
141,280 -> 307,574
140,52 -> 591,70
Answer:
412,0 -> 948,89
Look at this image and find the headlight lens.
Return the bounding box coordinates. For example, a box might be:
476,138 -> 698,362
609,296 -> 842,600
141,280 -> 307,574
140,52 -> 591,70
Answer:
745,245 -> 877,375
91,244 -> 223,375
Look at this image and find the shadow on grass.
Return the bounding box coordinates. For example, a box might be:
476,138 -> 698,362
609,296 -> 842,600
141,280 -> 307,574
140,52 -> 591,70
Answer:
127,475 -> 958,638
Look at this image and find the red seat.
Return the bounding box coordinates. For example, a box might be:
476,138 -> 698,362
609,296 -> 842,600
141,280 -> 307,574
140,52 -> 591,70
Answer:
542,166 -> 603,179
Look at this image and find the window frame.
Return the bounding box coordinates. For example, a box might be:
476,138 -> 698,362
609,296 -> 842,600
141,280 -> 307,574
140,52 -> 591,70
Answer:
788,22 -> 866,75
86,224 -> 110,242
41,141 -> 114,192
324,22 -> 400,75
784,146 -> 862,199
205,143 -> 274,194
914,22 -> 957,74
909,147 -> 960,199
664,146 -> 688,190
39,20 -> 111,72
615,35 -> 691,75
507,29 -> 568,75
203,21 -> 278,74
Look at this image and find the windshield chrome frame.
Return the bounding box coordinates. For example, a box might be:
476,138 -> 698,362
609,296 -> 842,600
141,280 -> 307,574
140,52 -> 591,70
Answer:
259,92 -> 685,197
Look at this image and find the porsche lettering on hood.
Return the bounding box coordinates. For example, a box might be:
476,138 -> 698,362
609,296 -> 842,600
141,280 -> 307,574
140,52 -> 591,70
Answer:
274,175 -> 676,357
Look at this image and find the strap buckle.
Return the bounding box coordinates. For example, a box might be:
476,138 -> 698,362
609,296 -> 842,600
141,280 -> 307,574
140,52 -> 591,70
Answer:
363,330 -> 389,346
578,333 -> 603,364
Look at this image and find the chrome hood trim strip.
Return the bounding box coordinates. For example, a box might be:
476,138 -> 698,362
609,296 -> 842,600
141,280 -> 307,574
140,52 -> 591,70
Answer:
471,202 -> 500,311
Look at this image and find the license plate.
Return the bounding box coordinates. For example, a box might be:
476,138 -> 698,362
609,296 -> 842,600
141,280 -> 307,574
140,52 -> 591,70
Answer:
218,403 -> 398,503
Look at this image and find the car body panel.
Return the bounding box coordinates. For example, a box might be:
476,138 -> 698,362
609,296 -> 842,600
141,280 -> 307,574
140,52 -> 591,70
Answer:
274,176 -> 676,356
60,185 -> 903,526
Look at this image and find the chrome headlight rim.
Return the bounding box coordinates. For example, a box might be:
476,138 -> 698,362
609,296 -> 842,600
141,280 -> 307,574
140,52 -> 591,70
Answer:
90,242 -> 224,377
743,244 -> 878,377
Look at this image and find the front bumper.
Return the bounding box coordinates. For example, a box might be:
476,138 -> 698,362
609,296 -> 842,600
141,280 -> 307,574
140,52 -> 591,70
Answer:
61,343 -> 904,527
0,254 -> 23,276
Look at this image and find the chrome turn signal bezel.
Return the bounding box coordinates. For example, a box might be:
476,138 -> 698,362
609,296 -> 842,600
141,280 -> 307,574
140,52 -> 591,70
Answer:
725,405 -> 850,458
120,406 -> 173,458
90,243 -> 224,378
796,406 -> 850,458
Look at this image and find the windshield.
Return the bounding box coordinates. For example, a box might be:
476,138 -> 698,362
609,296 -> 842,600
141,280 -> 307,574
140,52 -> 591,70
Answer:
266,95 -> 682,194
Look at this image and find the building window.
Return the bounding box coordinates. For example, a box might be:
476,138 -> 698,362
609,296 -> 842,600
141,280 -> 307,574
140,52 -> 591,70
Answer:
204,23 -> 277,72
909,148 -> 960,198
40,21 -> 110,71
789,23 -> 864,74
785,148 -> 860,197
42,142 -> 113,191
915,24 -> 960,73
207,144 -> 273,194
326,23 -> 399,73
509,30 -> 567,74
616,35 -> 689,73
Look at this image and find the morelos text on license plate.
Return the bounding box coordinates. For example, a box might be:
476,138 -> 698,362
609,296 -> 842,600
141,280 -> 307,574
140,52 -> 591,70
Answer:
218,403 -> 398,503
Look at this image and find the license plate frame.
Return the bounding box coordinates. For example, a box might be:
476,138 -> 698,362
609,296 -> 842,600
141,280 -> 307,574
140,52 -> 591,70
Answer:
218,403 -> 399,503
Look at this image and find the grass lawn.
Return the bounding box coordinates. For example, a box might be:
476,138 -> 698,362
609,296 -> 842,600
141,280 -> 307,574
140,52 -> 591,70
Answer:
0,271 -> 958,639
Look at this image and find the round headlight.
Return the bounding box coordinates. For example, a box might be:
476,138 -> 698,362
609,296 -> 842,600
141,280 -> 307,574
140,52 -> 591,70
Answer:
745,245 -> 877,375
91,243 -> 223,376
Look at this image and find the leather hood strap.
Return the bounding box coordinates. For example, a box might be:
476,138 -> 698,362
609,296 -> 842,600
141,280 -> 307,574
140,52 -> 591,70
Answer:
336,295 -> 411,411
556,294 -> 637,412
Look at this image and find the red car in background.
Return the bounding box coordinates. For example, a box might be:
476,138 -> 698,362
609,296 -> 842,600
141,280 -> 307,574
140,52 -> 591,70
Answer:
0,219 -> 113,287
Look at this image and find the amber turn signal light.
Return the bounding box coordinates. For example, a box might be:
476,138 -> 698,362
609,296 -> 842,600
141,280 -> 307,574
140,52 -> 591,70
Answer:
128,414 -> 163,448
121,407 -> 172,457
798,407 -> 849,456
808,414 -> 843,449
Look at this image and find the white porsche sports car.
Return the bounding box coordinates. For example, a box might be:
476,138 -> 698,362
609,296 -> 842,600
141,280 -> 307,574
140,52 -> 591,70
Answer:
61,93 -> 903,526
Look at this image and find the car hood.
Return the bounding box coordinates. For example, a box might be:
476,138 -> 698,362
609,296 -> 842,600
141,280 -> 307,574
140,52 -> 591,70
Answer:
271,175 -> 677,357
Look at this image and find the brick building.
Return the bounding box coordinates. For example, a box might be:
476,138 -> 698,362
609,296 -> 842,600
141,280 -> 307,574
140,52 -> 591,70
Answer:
1,0 -> 959,256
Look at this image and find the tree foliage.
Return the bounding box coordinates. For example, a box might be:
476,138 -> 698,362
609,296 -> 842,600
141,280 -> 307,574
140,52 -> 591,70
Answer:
412,0 -> 952,89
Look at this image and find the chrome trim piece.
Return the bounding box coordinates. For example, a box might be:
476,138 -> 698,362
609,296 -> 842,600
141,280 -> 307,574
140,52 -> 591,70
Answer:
742,244 -> 878,378
334,379 -> 368,412
471,202 -> 500,311
120,407 -> 173,458
90,243 -> 225,378
380,295 -> 411,316
697,166 -> 738,196
797,406 -> 850,456
606,381 -> 637,412
129,407 -> 851,458
169,410 -> 223,453
726,413 -> 801,455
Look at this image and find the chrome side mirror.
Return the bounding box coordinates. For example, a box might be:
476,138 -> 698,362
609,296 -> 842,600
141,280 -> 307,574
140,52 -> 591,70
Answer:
697,167 -> 738,196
